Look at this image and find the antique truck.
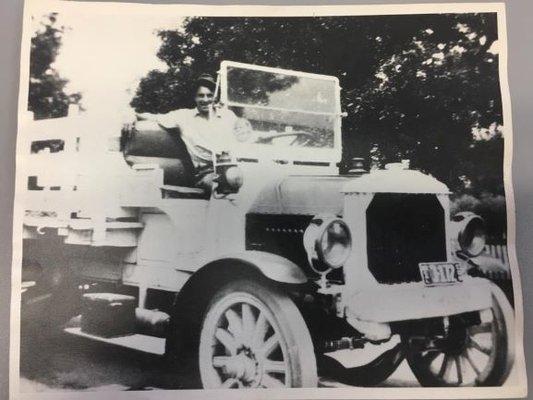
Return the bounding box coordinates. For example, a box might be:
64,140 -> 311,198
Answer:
20,61 -> 514,388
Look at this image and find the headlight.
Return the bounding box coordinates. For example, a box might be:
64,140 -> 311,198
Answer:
224,166 -> 243,189
303,215 -> 352,273
451,212 -> 486,257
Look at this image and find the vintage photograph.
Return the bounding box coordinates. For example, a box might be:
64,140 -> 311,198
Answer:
10,1 -> 526,398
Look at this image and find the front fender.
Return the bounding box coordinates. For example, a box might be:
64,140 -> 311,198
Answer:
165,251 -> 307,358
202,250 -> 308,284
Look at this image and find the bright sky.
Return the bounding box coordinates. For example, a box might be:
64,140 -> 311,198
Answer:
33,11 -> 182,124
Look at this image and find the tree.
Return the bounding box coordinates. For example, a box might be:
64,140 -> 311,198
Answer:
131,13 -> 503,195
28,13 -> 81,120
130,16 -> 399,112
351,13 -> 503,194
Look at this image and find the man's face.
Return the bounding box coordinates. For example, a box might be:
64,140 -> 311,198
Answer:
195,85 -> 214,114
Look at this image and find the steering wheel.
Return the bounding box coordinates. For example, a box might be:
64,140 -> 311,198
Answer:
256,131 -> 319,147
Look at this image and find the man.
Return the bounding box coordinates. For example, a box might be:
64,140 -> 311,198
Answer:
138,74 -> 246,191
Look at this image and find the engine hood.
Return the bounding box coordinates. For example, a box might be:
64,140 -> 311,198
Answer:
248,175 -> 350,215
247,169 -> 449,216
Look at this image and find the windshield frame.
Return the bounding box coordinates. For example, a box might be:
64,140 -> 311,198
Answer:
219,60 -> 342,164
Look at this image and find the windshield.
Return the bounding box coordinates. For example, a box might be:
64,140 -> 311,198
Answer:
223,65 -> 339,149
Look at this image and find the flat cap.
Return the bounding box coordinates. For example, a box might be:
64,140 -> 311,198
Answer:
196,73 -> 217,91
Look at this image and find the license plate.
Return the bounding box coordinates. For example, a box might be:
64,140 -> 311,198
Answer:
419,262 -> 462,286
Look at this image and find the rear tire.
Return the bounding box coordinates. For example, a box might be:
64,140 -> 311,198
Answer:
22,266 -> 80,334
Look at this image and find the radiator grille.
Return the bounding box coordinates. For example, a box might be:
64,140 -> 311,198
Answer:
366,194 -> 447,284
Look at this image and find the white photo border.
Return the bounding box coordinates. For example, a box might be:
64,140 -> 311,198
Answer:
10,1 -> 527,399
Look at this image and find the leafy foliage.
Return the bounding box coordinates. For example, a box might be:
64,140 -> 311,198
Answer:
131,14 -> 504,196
226,68 -> 299,106
29,13 -> 81,120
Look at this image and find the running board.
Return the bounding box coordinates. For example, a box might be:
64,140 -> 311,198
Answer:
64,327 -> 166,355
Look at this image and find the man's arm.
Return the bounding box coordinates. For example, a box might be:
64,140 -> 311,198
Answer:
220,107 -> 257,143
135,110 -> 185,130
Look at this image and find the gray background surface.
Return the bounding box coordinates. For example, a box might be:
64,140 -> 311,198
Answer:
0,0 -> 530,399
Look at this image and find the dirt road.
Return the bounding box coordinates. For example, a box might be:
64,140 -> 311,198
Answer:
19,326 -> 419,392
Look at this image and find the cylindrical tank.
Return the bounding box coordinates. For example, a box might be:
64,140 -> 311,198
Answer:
121,120 -> 194,186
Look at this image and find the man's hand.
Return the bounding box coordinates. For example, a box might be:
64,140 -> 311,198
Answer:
195,172 -> 219,193
233,118 -> 256,143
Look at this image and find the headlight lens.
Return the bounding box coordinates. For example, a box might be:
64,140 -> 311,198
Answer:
225,166 -> 243,190
304,216 -> 352,273
452,212 -> 486,257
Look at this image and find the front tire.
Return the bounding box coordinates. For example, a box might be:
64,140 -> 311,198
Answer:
404,285 -> 514,387
198,279 -> 317,388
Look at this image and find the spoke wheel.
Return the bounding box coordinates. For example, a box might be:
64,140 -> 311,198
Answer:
199,279 -> 317,388
405,285 -> 514,387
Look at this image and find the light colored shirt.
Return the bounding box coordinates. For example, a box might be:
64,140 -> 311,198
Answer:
155,107 -> 239,169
